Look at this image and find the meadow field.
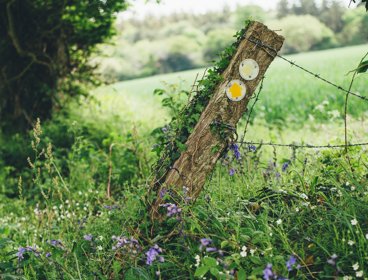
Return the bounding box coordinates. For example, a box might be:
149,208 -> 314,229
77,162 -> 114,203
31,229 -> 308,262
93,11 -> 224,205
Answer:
1,44 -> 368,279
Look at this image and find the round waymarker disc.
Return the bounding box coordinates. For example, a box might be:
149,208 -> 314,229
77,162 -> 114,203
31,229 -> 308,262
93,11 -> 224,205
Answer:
225,79 -> 246,102
239,59 -> 259,81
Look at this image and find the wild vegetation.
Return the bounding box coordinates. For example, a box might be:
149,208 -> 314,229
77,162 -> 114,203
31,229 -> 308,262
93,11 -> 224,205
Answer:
0,0 -> 368,279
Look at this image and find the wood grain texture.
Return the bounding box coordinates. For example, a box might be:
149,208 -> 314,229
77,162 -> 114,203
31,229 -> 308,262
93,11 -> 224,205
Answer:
151,21 -> 284,219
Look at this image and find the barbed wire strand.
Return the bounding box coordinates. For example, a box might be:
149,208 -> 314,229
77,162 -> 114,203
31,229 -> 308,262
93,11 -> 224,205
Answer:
246,36 -> 368,102
237,141 -> 368,149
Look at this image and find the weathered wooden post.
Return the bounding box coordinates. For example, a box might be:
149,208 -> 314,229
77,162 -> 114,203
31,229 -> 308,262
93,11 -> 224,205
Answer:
150,21 -> 284,220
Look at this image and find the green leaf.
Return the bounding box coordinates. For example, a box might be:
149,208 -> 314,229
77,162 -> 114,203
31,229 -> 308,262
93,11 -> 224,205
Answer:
203,257 -> 217,267
194,266 -> 209,277
237,269 -> 247,280
249,256 -> 263,265
209,267 -> 220,277
220,240 -> 229,248
357,60 -> 368,73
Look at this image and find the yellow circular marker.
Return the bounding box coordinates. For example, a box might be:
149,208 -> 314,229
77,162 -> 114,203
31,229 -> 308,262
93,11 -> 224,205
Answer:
239,59 -> 259,81
225,79 -> 246,102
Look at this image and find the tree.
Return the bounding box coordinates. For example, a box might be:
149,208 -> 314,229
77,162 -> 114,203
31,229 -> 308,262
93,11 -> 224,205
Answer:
292,0 -> 319,16
232,5 -> 267,29
277,0 -> 289,19
0,0 -> 127,132
269,15 -> 336,53
319,0 -> 345,32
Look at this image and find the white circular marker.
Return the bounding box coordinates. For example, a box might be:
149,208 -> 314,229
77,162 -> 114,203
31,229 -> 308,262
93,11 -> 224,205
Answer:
239,59 -> 259,81
225,79 -> 246,102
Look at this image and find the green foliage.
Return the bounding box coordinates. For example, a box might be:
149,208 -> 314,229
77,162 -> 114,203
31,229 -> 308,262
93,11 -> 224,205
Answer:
151,22 -> 251,191
204,28 -> 236,62
0,0 -> 127,132
267,15 -> 337,53
1,130 -> 368,279
339,7 -> 368,45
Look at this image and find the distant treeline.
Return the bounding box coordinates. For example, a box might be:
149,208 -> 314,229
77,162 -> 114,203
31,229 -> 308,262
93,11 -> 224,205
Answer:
96,0 -> 367,81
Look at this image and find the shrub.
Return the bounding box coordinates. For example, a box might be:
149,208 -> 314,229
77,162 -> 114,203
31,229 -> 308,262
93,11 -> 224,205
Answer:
267,15 -> 337,53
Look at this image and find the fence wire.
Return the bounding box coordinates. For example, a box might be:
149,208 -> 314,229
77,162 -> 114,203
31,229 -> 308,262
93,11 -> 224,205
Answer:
237,34 -> 368,151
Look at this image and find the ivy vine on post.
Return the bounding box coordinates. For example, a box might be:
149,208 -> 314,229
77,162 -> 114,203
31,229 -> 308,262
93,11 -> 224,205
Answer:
149,21 -> 284,223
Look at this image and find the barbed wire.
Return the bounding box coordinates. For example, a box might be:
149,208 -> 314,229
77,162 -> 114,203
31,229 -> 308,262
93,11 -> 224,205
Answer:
237,141 -> 368,149
246,35 -> 368,102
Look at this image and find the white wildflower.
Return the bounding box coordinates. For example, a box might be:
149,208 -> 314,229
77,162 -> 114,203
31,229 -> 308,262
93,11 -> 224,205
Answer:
356,271 -> 363,278
194,255 -> 200,267
276,219 -> 282,225
351,219 -> 358,226
348,240 -> 355,246
352,263 -> 359,271
240,246 -> 247,257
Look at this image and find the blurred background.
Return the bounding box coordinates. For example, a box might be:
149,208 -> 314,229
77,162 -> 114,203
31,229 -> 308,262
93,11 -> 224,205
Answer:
95,0 -> 368,81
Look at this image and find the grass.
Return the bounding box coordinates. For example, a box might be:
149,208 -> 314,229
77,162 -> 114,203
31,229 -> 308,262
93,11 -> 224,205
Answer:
94,44 -> 368,127
1,44 -> 368,279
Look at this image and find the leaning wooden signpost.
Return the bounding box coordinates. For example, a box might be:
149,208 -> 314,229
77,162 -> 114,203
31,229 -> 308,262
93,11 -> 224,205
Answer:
150,21 -> 284,221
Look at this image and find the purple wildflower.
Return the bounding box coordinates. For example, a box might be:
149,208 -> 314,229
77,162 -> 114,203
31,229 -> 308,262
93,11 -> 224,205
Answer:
112,236 -> 141,255
45,252 -> 52,258
282,162 -> 290,172
146,244 -> 163,265
103,205 -> 119,210
160,203 -> 181,217
229,168 -> 236,176
230,144 -> 241,160
199,238 -> 212,250
159,188 -> 167,198
206,247 -> 217,253
248,145 -> 257,152
48,239 -> 64,249
286,255 -> 297,271
263,264 -> 274,280
84,234 -> 93,241
16,247 -> 27,261
16,246 -> 40,261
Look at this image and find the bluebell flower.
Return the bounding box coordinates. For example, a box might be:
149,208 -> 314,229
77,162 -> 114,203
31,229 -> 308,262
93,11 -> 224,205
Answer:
206,247 -> 217,252
199,238 -> 212,250
146,244 -> 163,265
46,252 -> 52,258
263,264 -> 274,280
229,168 -> 236,176
48,239 -> 64,249
16,246 -> 40,261
248,145 -> 257,152
282,162 -> 290,172
160,203 -> 182,217
286,255 -> 297,271
16,247 -> 27,261
84,234 -> 93,241
230,144 -> 241,160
